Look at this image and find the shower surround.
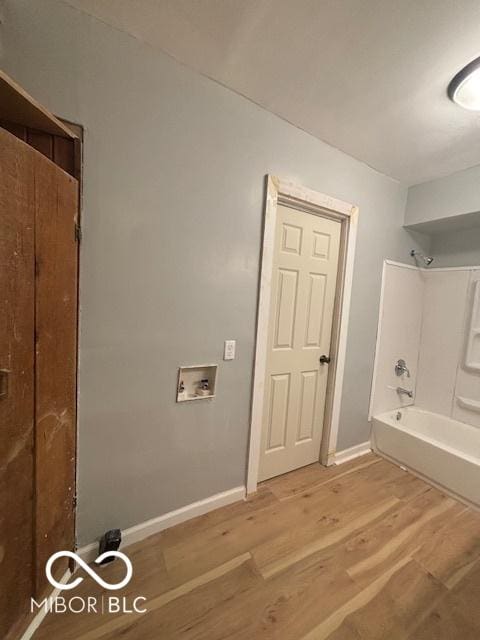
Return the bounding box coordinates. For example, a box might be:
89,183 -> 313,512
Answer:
370,261 -> 480,506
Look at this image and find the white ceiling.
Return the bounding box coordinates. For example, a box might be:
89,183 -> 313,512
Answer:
65,0 -> 480,184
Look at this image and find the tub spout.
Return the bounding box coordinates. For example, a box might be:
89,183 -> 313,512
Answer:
397,387 -> 413,399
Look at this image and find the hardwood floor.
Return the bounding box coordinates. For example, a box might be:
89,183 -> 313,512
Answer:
33,454 -> 480,639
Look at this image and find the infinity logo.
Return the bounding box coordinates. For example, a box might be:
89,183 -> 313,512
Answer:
46,551 -> 133,591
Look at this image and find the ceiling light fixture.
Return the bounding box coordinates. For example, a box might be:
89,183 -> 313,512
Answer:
448,56 -> 480,110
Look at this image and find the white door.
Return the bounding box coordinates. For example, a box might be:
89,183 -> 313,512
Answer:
258,204 -> 342,481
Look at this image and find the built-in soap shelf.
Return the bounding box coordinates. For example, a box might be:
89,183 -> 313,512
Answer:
465,280 -> 480,372
456,396 -> 480,413
177,364 -> 217,402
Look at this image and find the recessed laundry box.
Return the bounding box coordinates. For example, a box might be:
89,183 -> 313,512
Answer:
177,364 -> 217,402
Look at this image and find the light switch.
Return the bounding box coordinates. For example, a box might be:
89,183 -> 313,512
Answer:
224,340 -> 236,361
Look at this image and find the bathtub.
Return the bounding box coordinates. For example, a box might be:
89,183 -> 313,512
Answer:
372,406 -> 480,507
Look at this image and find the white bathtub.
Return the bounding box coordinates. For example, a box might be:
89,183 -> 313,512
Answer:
372,406 -> 480,507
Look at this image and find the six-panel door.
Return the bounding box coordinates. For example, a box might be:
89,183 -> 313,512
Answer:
259,204 -> 341,481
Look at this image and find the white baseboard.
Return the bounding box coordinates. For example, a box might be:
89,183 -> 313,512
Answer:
334,441 -> 372,465
20,569 -> 71,640
77,485 -> 246,564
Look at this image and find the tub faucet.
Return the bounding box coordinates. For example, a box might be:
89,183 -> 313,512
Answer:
396,387 -> 413,398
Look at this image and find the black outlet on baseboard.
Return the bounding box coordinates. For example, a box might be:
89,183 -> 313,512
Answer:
98,529 -> 122,564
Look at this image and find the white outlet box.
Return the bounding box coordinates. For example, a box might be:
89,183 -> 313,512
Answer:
224,340 -> 236,360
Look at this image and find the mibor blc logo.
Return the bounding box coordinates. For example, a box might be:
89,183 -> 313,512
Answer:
31,551 -> 147,615
46,550 -> 133,590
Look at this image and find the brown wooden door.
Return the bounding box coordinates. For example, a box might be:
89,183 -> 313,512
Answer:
0,124 -> 36,640
34,147 -> 78,599
0,127 -> 78,638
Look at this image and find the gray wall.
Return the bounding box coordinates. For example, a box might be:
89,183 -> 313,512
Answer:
406,163 -> 480,228
431,228 -> 480,268
1,0 -> 429,545
405,158 -> 480,268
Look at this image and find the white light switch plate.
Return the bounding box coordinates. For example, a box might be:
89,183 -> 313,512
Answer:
224,340 -> 236,360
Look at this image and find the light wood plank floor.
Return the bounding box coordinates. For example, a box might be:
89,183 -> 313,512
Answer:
33,454 -> 480,639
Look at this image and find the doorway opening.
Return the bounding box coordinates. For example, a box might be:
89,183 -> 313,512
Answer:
247,176 -> 358,492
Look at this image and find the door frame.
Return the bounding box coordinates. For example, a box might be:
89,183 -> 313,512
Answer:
247,175 -> 359,493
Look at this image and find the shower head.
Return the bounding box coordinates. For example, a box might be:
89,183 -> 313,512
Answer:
410,249 -> 434,267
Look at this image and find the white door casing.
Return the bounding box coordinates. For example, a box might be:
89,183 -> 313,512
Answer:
258,204 -> 341,481
247,176 -> 358,493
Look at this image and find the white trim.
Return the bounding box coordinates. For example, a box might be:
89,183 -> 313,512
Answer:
273,177 -> 356,217
77,486 -> 246,564
334,441 -> 372,465
76,541 -> 99,565
20,569 -> 71,640
246,176 -> 278,494
325,203 -> 359,466
247,175 -> 359,492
